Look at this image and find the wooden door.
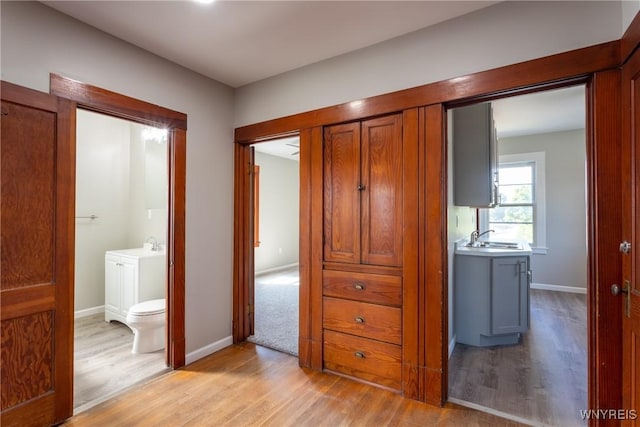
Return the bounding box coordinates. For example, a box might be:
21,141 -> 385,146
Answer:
323,122 -> 361,264
360,114 -> 403,267
1,81 -> 75,426
622,47 -> 640,425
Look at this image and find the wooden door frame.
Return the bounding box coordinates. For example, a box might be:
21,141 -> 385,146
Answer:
233,41 -> 624,408
49,74 -> 186,369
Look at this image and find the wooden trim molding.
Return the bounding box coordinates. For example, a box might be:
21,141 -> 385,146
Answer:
50,73 -> 187,130
50,74 -> 187,369
235,41 -> 619,143
233,40 -> 625,409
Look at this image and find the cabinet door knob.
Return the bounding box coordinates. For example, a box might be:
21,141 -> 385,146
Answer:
354,351 -> 366,359
354,316 -> 365,324
354,282 -> 365,291
357,184 -> 366,191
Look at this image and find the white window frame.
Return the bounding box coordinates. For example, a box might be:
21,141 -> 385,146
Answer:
479,151 -> 547,254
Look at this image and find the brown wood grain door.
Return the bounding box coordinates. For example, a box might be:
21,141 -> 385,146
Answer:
323,122 -> 361,264
622,47 -> 640,426
361,114 -> 403,267
1,81 -> 75,426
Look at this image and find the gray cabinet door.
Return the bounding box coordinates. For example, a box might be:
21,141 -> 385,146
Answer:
491,256 -> 528,335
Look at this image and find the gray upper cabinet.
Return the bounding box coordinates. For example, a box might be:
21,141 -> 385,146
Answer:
452,103 -> 498,207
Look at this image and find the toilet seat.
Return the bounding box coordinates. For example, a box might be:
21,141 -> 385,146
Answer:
128,299 -> 165,316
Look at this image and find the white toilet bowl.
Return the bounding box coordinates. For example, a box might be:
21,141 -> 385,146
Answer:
126,299 -> 165,354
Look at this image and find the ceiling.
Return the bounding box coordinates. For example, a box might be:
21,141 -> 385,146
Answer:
42,1 -> 584,145
42,0 -> 498,88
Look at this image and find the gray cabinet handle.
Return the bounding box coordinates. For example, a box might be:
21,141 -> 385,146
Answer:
354,351 -> 366,359
354,282 -> 365,291
354,316 -> 365,324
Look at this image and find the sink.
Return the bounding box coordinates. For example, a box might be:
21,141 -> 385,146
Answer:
470,241 -> 523,250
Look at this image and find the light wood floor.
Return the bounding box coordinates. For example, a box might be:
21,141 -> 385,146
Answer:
65,342 -> 525,427
449,289 -> 587,427
74,313 -> 168,412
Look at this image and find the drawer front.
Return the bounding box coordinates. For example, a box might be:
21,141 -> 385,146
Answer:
324,330 -> 401,390
323,297 -> 401,345
323,270 -> 401,306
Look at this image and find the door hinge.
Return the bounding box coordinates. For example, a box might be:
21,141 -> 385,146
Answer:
247,304 -> 254,315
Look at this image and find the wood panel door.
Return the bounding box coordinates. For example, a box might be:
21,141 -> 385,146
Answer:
1,81 -> 75,426
361,114 -> 402,267
323,122 -> 361,264
622,46 -> 640,426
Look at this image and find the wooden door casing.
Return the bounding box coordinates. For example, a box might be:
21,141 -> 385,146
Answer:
1,81 -> 75,426
622,43 -> 640,426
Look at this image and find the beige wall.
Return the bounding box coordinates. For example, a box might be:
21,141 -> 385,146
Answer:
254,152 -> 299,273
1,1 -> 235,358
499,129 -> 587,289
235,1 -> 622,128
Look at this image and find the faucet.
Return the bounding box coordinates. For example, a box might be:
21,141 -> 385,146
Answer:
146,236 -> 160,251
469,229 -> 494,246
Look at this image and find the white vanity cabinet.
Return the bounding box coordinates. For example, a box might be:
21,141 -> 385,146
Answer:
104,248 -> 166,324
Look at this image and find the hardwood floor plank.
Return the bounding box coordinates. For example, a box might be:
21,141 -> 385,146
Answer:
449,289 -> 587,427
65,342 -> 524,426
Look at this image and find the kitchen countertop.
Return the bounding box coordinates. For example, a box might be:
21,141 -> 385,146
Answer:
454,239 -> 532,257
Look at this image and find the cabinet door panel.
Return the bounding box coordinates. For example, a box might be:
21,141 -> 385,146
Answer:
491,257 -> 528,335
324,122 -> 361,263
104,255 -> 121,317
121,260 -> 138,316
361,115 -> 403,266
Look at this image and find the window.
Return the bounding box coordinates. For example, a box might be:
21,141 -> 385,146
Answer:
481,152 -> 546,251
489,162 -> 535,243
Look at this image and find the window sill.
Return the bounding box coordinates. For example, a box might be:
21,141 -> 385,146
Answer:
531,247 -> 548,255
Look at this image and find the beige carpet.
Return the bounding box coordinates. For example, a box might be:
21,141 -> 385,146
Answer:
247,266 -> 299,356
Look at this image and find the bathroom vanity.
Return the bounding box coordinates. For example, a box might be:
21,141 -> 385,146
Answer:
104,248 -> 166,325
454,240 -> 532,347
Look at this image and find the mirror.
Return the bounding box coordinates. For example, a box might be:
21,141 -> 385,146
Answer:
142,127 -> 168,210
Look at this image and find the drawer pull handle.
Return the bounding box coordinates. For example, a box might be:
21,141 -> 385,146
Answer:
354,351 -> 366,359
354,316 -> 365,324
354,282 -> 365,291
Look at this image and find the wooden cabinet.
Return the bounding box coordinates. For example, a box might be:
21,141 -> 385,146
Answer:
104,249 -> 166,325
452,102 -> 498,207
323,114 -> 403,267
322,114 -> 405,391
455,254 -> 531,347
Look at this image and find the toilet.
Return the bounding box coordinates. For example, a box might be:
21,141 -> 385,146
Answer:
126,299 -> 166,354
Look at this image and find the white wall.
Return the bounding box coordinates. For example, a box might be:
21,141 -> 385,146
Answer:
499,129 -> 587,289
235,1 -> 622,127
75,112 -> 170,313
446,111 -> 477,352
75,110 -> 132,312
1,1 -> 235,356
254,152 -> 299,273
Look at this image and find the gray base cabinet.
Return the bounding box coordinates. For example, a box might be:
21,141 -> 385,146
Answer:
455,254 -> 530,347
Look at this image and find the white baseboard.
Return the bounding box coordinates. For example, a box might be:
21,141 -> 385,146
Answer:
531,282 -> 587,294
448,335 -> 457,359
74,305 -> 104,319
185,336 -> 233,365
255,262 -> 299,276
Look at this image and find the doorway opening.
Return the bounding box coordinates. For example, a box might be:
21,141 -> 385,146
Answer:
246,136 -> 301,356
446,85 -> 588,426
73,109 -> 170,411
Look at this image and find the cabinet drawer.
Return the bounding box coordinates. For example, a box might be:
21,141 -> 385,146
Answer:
324,330 -> 401,390
323,270 -> 401,306
323,297 -> 401,345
